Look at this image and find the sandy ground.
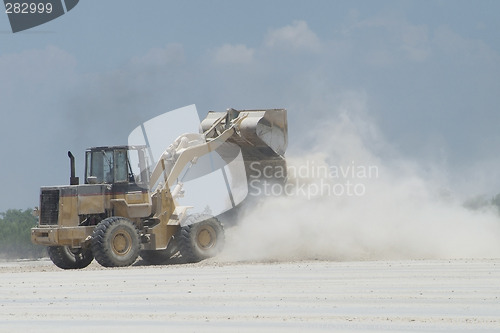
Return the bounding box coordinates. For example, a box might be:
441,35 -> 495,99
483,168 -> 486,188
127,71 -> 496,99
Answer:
0,258 -> 499,332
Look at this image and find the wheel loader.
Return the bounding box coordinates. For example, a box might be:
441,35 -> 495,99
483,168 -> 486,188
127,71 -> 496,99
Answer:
31,108 -> 287,269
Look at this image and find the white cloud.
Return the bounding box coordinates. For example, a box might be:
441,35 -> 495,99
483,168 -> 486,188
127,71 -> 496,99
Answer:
433,25 -> 499,63
212,43 -> 255,64
401,24 -> 431,62
265,20 -> 321,52
131,43 -> 184,67
349,16 -> 431,64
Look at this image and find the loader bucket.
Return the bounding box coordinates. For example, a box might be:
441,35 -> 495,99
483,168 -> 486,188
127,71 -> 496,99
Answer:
200,108 -> 288,182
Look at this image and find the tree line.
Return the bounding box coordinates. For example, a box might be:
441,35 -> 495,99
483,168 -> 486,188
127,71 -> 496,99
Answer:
0,209 -> 46,259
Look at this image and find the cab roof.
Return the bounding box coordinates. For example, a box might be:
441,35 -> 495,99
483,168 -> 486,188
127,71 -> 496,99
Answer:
86,145 -> 147,152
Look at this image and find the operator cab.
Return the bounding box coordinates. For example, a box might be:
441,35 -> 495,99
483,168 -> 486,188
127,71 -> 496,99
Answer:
84,145 -> 151,187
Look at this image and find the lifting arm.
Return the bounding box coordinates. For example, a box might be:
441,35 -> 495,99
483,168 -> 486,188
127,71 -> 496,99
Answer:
148,114 -> 246,191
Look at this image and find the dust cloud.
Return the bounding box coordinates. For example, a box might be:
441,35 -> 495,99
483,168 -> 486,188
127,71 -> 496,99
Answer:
221,108 -> 500,262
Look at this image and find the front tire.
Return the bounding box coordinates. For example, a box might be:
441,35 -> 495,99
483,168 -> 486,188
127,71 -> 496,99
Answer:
177,215 -> 225,263
91,217 -> 140,267
48,246 -> 94,269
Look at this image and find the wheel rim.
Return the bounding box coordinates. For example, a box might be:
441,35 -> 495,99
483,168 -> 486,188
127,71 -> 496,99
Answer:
111,228 -> 132,255
196,225 -> 216,249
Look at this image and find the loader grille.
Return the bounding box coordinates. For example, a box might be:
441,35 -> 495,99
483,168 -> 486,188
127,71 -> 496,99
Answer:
40,189 -> 60,225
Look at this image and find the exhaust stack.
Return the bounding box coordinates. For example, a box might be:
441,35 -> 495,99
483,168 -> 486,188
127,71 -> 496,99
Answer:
68,151 -> 79,185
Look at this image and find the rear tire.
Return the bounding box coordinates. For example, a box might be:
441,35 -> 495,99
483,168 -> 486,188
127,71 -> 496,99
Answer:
47,246 -> 94,269
91,217 -> 140,267
177,215 -> 225,263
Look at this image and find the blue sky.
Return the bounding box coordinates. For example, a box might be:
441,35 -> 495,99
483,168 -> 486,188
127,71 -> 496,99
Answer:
1,0 -> 500,211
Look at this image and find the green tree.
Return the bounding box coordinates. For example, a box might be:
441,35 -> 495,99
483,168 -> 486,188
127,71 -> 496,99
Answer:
491,194 -> 500,214
0,209 -> 46,259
